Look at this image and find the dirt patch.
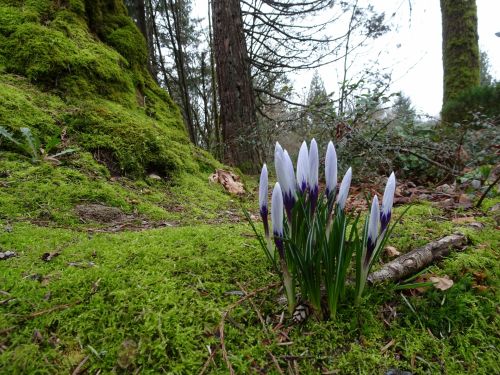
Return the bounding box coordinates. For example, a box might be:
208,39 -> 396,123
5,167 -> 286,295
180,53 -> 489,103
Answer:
75,204 -> 126,223
92,148 -> 121,177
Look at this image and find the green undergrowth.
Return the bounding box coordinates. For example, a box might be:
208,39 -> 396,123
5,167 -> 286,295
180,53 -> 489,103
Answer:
1,199 -> 498,374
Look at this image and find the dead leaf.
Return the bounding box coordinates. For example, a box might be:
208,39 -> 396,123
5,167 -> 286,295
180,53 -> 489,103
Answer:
429,275 -> 454,291
385,246 -> 401,257
208,169 -> 244,195
458,194 -> 472,208
452,216 -> 475,224
472,284 -> 488,292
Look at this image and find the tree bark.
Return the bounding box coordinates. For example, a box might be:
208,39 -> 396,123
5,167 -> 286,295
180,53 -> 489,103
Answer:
212,0 -> 257,171
367,233 -> 468,283
440,0 -> 480,113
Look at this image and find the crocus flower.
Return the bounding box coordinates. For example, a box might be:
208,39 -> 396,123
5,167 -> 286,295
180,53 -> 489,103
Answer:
325,141 -> 337,197
274,147 -> 296,221
296,141 -> 309,193
308,139 -> 319,211
366,195 -> 380,266
380,172 -> 396,232
274,143 -> 288,193
271,182 -> 285,260
337,167 -> 352,210
259,164 -> 269,237
283,150 -> 296,194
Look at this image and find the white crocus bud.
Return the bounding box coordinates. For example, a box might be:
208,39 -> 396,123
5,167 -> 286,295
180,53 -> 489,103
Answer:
308,139 -> 319,194
271,182 -> 284,237
296,141 -> 309,193
336,167 -> 352,210
366,195 -> 380,266
380,172 -> 396,232
325,141 -> 337,197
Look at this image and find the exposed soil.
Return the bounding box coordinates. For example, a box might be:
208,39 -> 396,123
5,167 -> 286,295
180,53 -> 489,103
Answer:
75,204 -> 127,223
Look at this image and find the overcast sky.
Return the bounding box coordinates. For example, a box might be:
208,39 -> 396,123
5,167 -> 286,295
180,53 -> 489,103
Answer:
193,0 -> 500,117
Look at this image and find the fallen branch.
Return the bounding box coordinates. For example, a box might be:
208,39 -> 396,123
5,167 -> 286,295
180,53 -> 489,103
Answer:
23,301 -> 81,321
198,345 -> 219,375
71,355 -> 89,375
368,233 -> 468,283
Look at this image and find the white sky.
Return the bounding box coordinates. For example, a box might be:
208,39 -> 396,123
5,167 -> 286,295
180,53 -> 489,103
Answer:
193,0 -> 500,117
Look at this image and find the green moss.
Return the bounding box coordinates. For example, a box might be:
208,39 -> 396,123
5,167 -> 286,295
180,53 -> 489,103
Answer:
0,153 -> 234,226
0,0 -> 216,179
0,201 -> 498,373
106,21 -> 147,67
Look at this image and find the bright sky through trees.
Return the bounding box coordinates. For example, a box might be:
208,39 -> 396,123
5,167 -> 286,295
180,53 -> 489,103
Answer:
193,0 -> 499,116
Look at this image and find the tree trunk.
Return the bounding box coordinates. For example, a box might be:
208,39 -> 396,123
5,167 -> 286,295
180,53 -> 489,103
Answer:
440,0 -> 480,116
212,0 -> 257,171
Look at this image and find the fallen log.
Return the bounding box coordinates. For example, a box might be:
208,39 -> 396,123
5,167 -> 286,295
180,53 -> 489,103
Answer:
368,233 -> 468,283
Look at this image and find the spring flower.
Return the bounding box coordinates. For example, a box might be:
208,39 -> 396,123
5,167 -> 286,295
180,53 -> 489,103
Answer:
325,141 -> 337,197
296,141 -> 309,193
259,164 -> 269,237
366,195 -> 380,266
283,150 -> 296,195
275,144 -> 296,220
337,167 -> 352,210
380,172 -> 396,232
308,139 -> 319,211
271,182 -> 285,259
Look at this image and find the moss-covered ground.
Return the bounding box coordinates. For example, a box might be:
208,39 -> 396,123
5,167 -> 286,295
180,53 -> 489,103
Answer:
0,0 -> 498,373
1,178 -> 498,373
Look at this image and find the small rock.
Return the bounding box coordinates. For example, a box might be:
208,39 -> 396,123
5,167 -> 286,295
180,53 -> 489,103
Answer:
0,251 -> 17,260
3,224 -> 12,233
467,222 -> 484,229
418,194 -> 431,201
471,179 -> 482,189
436,183 -> 455,194
148,173 -> 162,180
488,203 -> 500,213
385,369 -> 413,375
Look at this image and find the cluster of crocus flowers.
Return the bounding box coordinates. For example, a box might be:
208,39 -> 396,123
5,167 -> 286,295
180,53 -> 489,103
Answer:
256,139 -> 397,318
260,140 -> 353,224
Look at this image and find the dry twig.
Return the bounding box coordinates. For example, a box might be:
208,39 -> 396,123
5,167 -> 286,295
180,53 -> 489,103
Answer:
202,282 -> 280,375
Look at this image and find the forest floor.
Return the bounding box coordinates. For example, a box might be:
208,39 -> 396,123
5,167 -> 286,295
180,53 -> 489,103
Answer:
0,158 -> 499,374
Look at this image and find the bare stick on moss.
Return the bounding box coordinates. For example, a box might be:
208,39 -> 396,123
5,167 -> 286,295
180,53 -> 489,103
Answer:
208,282 -> 280,375
368,233 -> 467,283
476,174 -> 500,208
198,345 -> 219,375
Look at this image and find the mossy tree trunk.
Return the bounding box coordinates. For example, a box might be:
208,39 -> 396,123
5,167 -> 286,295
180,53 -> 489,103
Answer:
212,0 -> 258,171
440,0 -> 480,122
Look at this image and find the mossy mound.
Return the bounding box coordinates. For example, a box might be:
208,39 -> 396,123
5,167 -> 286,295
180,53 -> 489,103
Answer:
0,0 -> 211,177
